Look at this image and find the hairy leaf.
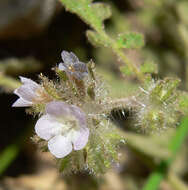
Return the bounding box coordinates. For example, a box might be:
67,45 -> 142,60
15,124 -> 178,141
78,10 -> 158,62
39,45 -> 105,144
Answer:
91,3 -> 111,21
117,32 -> 145,49
86,30 -> 109,47
60,0 -> 111,32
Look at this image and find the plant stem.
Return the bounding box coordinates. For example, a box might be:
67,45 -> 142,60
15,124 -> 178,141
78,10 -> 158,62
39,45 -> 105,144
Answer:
142,163 -> 165,190
0,123 -> 33,175
0,74 -> 21,92
112,45 -> 145,82
100,31 -> 145,82
168,173 -> 188,190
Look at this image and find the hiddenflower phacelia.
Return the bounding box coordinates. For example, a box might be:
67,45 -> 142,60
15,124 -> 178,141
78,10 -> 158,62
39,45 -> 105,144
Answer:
12,52 -> 90,159
58,51 -> 88,80
12,77 -> 51,107
11,50 -> 125,174
35,101 -> 89,158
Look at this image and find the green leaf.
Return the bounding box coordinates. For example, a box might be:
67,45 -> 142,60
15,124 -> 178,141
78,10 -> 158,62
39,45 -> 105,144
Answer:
60,0 -> 146,82
140,61 -> 158,74
86,30 -> 109,47
60,0 -> 111,32
117,32 -> 145,49
91,3 -> 111,21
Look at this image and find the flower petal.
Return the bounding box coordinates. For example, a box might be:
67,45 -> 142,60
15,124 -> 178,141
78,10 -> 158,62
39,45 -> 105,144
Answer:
58,62 -> 66,71
73,72 -> 88,80
35,114 -> 63,140
14,77 -> 40,102
48,135 -> 72,158
14,84 -> 38,102
74,62 -> 88,73
61,51 -> 78,64
12,98 -> 32,107
19,77 -> 39,88
70,105 -> 87,127
72,128 -> 89,150
45,101 -> 72,117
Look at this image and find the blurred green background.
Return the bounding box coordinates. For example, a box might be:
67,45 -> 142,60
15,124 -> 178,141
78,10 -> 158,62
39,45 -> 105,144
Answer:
0,0 -> 188,190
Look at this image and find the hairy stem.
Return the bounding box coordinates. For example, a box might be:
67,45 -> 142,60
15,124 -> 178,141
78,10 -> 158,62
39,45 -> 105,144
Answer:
99,31 -> 145,82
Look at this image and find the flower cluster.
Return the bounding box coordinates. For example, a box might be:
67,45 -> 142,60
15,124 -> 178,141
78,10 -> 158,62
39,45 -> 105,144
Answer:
12,51 -> 124,174
12,51 -> 90,158
134,78 -> 181,134
12,50 -> 185,175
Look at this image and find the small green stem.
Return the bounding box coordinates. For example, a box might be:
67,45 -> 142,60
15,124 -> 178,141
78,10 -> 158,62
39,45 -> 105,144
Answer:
112,45 -> 145,82
0,144 -> 20,175
142,162 -> 166,190
99,31 -> 145,83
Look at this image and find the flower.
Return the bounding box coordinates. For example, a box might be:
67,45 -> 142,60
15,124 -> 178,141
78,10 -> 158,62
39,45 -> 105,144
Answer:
35,101 -> 89,158
12,76 -> 51,107
58,51 -> 88,80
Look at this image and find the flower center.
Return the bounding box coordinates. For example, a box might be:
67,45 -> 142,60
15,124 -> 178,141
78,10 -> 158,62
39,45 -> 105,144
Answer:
68,65 -> 75,72
32,87 -> 52,103
58,117 -> 79,136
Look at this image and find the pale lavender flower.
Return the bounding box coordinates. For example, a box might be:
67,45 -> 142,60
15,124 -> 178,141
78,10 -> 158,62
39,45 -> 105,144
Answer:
12,77 -> 51,107
35,101 -> 89,158
58,51 -> 88,80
